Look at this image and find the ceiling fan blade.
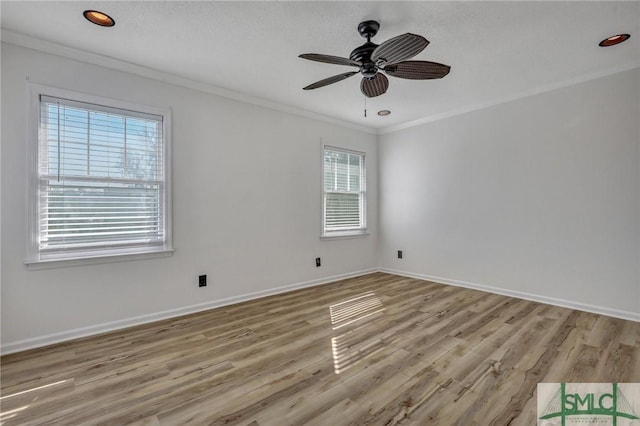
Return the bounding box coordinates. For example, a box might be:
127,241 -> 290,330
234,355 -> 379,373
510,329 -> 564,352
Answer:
384,60 -> 451,80
303,71 -> 358,90
299,53 -> 362,67
371,33 -> 429,65
360,73 -> 389,98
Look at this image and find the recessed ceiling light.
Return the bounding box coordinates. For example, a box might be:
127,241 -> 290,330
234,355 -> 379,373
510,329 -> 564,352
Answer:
377,110 -> 391,116
83,10 -> 115,27
599,34 -> 630,47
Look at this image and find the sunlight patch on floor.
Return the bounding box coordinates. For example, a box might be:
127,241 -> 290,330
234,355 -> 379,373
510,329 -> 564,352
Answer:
329,291 -> 386,374
0,379 -> 71,401
0,404 -> 31,422
329,291 -> 384,330
0,379 -> 72,423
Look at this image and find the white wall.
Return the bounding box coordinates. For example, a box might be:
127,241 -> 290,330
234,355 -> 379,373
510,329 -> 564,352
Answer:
379,68 -> 640,319
2,41 -> 638,354
0,43 -> 378,352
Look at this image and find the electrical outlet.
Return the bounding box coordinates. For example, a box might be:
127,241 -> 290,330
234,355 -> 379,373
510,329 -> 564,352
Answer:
315,257 -> 321,267
397,250 -> 403,259
199,274 -> 207,287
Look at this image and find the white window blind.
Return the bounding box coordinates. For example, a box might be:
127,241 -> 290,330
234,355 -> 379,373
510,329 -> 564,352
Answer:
36,95 -> 168,258
323,146 -> 366,235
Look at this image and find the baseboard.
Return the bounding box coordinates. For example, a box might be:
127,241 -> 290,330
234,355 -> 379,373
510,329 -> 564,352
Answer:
5,267 -> 636,355
380,268 -> 640,323
0,268 -> 378,355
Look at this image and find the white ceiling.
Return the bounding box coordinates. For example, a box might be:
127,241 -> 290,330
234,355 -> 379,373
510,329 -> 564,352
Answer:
2,1 -> 639,131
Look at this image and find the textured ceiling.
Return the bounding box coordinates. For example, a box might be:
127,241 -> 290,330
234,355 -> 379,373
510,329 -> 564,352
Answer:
2,1 -> 639,131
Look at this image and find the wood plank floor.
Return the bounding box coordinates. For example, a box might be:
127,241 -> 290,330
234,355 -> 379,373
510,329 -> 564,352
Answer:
2,272 -> 639,425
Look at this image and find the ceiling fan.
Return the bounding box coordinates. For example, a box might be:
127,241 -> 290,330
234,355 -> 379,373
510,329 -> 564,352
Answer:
299,20 -> 451,98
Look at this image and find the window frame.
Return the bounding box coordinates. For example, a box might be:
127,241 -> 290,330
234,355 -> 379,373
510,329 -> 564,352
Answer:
25,83 -> 173,268
321,145 -> 368,239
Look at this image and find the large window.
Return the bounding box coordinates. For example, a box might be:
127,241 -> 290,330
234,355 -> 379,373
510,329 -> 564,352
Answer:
323,146 -> 366,236
26,87 -> 172,265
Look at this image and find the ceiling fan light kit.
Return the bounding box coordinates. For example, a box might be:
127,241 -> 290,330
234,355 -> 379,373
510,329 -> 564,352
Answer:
299,20 -> 450,98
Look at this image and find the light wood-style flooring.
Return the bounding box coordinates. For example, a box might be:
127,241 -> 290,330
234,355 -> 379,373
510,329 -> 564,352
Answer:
2,272 -> 639,425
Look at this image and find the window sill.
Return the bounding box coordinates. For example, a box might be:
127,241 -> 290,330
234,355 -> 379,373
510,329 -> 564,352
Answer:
321,231 -> 370,240
24,248 -> 175,270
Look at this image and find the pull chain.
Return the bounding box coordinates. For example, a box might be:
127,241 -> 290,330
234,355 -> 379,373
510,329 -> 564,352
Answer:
364,96 -> 367,118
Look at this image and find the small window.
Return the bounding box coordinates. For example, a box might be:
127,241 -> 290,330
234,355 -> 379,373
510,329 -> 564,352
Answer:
323,146 -> 367,237
26,87 -> 172,265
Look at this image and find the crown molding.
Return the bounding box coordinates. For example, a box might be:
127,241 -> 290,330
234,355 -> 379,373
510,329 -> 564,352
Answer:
379,62 -> 640,135
1,29 -> 376,135
3,29 -> 638,138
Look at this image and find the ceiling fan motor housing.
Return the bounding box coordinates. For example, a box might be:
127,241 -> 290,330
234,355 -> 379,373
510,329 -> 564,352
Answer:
350,42 -> 379,78
352,21 -> 382,78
